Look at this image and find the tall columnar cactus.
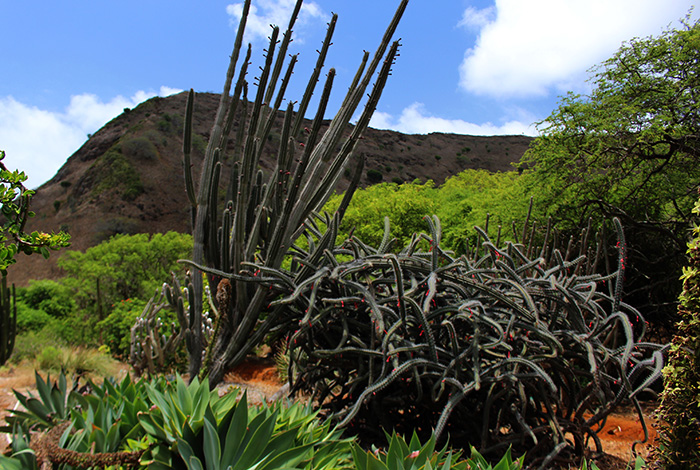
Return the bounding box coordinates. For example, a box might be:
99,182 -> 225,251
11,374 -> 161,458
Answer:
129,276 -> 195,377
173,0 -> 408,385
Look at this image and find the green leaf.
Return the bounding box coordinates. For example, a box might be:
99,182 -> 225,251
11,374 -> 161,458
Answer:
138,411 -> 171,443
351,443 -> 369,470
233,411 -> 279,470
50,386 -> 66,420
188,456 -> 206,470
177,374 -> 194,413
255,442 -> 315,470
221,393 -> 249,467
203,417 -> 222,470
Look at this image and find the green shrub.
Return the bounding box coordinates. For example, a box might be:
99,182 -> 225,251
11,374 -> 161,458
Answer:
654,194 -> 700,468
34,345 -> 117,377
9,330 -> 65,364
325,180 -> 438,249
18,280 -> 75,318
58,231 -> 192,323
91,150 -> 144,201
97,297 -> 147,358
366,168 -> 383,184
35,345 -> 62,370
121,136 -> 159,161
14,303 -> 51,332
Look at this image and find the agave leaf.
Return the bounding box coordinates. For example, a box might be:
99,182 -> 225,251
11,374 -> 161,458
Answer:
255,442 -> 316,470
176,374 -> 194,412
138,411 -> 172,443
89,426 -> 107,453
233,411 -> 279,470
58,372 -> 67,399
468,446 -> 490,468
188,457 -> 206,470
212,386 -> 239,417
351,444 -> 369,470
0,455 -> 27,470
34,372 -> 52,409
221,393 -> 249,467
23,397 -> 52,424
438,452 -> 453,470
386,433 -> 404,468
105,422 -> 122,452
202,417 -> 222,470
177,437 -> 198,467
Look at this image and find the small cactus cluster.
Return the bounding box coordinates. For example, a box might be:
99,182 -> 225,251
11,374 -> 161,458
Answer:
129,276 -> 187,376
258,214 -> 665,466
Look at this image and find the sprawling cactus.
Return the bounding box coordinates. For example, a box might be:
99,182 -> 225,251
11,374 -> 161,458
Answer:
170,0 -> 408,385
258,214 -> 665,466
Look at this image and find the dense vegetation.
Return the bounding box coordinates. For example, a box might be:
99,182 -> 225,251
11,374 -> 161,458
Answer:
10,232 -> 192,360
653,192 -> 700,468
2,3 -> 699,469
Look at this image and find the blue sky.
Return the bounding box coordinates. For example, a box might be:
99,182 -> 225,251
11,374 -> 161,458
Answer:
1,0 -> 696,189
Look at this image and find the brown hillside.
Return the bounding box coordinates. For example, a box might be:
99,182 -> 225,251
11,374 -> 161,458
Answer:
10,91 -> 532,286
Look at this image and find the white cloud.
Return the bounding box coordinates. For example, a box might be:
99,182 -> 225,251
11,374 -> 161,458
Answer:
226,0 -> 328,44
459,0 -> 696,97
458,6 -> 495,30
370,103 -> 536,136
0,86 -> 181,189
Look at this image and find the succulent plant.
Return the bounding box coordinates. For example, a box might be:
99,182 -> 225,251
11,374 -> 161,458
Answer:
251,214 -> 665,467
162,0 -> 409,386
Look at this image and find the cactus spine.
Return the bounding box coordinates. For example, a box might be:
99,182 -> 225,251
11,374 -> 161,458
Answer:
175,0 -> 408,385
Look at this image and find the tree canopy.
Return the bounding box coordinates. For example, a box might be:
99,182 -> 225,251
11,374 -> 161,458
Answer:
520,16 -> 700,323
58,232 -> 192,320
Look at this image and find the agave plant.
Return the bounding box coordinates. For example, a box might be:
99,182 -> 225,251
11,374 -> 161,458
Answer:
2,372 -> 152,469
351,432 -> 469,470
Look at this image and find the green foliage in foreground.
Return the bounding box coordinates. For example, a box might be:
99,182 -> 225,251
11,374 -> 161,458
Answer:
5,371 -> 642,470
654,195 -> 700,469
352,431 -> 524,470
0,371 -> 349,469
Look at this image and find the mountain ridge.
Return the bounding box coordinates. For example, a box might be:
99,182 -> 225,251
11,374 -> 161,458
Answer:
10,91 -> 533,286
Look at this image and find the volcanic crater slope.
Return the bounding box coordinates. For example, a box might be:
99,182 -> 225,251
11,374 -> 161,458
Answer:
12,91 -> 532,285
